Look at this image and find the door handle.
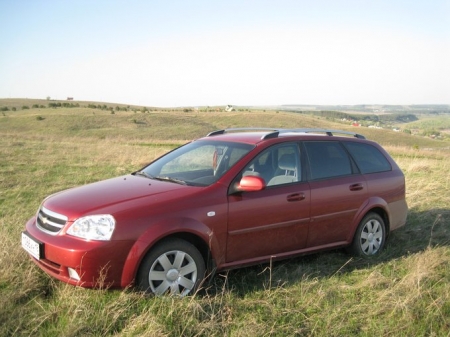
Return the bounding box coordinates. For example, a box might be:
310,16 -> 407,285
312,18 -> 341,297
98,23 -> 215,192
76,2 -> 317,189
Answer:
287,193 -> 305,202
349,183 -> 364,191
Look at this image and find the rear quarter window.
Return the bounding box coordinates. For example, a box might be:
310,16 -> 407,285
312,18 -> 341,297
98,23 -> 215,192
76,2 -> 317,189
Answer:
343,142 -> 392,174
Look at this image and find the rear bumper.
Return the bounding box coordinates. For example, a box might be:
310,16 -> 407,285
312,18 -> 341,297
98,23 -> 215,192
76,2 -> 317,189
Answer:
24,217 -> 134,288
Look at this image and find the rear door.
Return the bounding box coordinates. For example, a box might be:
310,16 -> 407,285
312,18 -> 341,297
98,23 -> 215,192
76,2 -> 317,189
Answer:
226,143 -> 311,262
304,141 -> 368,248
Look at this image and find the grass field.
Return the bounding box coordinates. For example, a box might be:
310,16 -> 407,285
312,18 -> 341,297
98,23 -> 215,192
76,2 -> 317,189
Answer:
1,101 -> 449,336
402,115 -> 450,134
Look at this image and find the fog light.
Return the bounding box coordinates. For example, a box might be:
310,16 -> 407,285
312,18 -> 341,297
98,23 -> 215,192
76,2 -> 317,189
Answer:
68,267 -> 80,281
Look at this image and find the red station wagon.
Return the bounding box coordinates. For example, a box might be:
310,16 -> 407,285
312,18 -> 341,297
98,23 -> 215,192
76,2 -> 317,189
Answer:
22,128 -> 408,296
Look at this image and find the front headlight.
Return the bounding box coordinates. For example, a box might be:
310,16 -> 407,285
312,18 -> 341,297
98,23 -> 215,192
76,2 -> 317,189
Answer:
67,215 -> 115,241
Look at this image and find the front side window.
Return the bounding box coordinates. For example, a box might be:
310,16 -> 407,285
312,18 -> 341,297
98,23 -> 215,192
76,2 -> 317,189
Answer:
141,140 -> 254,186
343,142 -> 391,174
304,141 -> 352,180
240,143 -> 301,186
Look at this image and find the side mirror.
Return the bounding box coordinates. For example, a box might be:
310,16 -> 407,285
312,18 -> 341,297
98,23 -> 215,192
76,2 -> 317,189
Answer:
237,175 -> 266,192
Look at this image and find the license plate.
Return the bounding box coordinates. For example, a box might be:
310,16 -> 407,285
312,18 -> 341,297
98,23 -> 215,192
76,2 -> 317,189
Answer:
21,232 -> 43,260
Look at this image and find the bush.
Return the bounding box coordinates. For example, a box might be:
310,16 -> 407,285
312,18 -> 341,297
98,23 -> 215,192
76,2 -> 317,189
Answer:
422,129 -> 440,137
36,116 -> 44,121
0,107 -> 9,111
22,105 -> 29,110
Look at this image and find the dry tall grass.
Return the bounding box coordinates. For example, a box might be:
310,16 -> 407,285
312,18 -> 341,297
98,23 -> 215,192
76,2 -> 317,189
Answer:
1,107 -> 449,336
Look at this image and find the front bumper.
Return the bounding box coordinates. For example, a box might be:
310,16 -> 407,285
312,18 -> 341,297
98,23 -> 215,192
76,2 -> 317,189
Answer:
24,216 -> 134,288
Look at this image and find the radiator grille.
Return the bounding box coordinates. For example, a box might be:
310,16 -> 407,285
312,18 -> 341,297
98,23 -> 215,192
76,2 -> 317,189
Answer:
36,206 -> 68,235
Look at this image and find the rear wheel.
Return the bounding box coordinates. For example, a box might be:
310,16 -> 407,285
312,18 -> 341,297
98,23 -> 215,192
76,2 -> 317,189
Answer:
349,213 -> 386,257
137,238 -> 205,296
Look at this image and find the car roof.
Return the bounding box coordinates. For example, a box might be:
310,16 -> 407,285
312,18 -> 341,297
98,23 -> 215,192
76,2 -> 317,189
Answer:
202,128 -> 366,145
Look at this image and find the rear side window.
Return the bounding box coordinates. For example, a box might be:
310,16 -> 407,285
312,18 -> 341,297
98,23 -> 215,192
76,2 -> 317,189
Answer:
304,141 -> 352,180
343,142 -> 391,174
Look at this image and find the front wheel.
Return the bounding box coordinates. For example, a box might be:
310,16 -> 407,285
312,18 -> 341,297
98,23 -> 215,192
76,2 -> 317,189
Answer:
348,213 -> 386,257
136,238 -> 205,296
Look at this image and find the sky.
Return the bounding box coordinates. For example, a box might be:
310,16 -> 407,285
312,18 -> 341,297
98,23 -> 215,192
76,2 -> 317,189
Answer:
0,0 -> 449,107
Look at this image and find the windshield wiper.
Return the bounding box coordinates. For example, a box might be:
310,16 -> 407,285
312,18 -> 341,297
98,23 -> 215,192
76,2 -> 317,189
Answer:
134,171 -> 187,185
152,175 -> 187,185
134,171 -> 153,179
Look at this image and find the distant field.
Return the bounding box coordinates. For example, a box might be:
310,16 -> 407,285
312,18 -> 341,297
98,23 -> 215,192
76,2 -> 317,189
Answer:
403,115 -> 450,131
1,101 -> 449,336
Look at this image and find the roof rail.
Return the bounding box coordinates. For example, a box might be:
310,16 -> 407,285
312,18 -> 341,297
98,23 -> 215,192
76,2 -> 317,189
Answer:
206,128 -> 280,140
283,128 -> 366,139
207,128 -> 365,139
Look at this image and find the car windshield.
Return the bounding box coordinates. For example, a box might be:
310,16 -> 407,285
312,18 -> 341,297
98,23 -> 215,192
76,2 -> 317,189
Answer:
139,140 -> 254,186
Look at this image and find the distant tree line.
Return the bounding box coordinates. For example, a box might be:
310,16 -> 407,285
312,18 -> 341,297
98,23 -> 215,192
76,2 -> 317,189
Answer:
1,105 -> 47,111
296,110 -> 419,123
48,102 -> 80,108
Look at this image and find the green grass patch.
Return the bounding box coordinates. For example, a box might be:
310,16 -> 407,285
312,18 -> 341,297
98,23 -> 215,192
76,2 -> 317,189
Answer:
404,115 -> 450,130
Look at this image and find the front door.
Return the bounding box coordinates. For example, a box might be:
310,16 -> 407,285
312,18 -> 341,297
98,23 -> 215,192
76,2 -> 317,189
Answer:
226,143 -> 311,263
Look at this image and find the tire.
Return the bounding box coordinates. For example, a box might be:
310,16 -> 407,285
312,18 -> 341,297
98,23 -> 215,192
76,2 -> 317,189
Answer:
136,238 -> 205,296
348,213 -> 386,258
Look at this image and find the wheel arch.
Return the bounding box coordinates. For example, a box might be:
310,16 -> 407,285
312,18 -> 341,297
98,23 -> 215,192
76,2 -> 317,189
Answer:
120,219 -> 218,288
158,232 -> 213,269
350,197 -> 391,242
366,207 -> 390,235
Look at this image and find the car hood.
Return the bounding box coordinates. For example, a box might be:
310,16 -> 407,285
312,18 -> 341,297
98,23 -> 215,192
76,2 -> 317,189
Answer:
43,174 -> 191,220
